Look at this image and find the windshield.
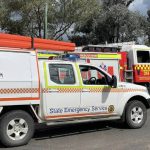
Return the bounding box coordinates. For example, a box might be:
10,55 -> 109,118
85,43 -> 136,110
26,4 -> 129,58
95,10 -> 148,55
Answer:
137,50 -> 150,63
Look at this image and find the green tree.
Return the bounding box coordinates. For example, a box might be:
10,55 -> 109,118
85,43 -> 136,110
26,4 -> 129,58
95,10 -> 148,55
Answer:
95,5 -> 147,43
146,10 -> 150,45
0,0 -> 54,37
102,0 -> 134,8
70,0 -> 148,45
0,0 -> 98,40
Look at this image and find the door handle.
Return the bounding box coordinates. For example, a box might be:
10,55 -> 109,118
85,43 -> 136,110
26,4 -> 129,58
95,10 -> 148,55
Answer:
48,89 -> 59,92
82,89 -> 90,92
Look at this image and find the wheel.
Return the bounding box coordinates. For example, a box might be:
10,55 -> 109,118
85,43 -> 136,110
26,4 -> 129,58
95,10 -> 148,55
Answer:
125,101 -> 147,129
0,110 -> 34,147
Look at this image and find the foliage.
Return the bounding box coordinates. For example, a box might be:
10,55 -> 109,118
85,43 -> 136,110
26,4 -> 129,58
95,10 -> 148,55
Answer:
146,10 -> 150,46
0,0 -> 98,39
0,0 -> 149,45
102,0 -> 134,8
69,0 -> 149,45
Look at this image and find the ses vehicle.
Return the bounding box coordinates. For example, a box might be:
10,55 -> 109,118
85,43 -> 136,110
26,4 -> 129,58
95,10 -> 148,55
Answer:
0,34 -> 149,147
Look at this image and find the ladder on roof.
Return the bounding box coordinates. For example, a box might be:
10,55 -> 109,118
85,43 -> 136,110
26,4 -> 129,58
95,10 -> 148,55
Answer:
0,33 -> 75,52
105,41 -> 136,48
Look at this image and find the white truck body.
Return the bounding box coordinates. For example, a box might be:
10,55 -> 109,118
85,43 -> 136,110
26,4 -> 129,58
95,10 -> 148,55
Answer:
0,47 -> 150,147
0,49 -> 39,106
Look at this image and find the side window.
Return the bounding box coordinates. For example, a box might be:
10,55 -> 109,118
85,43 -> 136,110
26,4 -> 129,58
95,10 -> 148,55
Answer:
137,51 -> 150,63
49,64 -> 75,84
79,65 -> 107,85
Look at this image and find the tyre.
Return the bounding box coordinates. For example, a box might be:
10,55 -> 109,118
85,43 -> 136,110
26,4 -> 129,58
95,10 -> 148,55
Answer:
125,100 -> 147,129
0,110 -> 34,147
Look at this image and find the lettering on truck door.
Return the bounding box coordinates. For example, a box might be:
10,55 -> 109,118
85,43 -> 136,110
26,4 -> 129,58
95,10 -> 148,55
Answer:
43,62 -> 81,120
79,64 -> 118,117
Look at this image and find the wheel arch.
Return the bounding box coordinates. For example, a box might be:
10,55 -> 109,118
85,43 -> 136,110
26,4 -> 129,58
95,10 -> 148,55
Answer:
127,95 -> 150,109
121,95 -> 149,122
0,105 -> 39,122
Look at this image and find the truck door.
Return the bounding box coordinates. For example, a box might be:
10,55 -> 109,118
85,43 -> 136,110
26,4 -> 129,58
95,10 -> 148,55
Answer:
43,62 -> 81,120
79,64 -> 118,117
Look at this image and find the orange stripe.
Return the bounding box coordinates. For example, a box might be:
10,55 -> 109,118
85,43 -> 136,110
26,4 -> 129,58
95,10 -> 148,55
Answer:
45,112 -> 113,119
42,88 -> 146,93
0,88 -> 39,94
0,97 -> 40,101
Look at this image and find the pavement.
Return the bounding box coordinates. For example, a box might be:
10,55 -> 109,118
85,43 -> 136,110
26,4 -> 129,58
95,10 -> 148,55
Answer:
1,110 -> 150,150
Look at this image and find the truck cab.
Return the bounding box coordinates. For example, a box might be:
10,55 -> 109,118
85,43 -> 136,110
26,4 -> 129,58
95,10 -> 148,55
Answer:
38,60 -> 118,121
38,59 -> 150,127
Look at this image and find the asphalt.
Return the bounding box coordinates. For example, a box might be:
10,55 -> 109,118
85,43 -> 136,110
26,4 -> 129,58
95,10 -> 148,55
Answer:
1,111 -> 150,150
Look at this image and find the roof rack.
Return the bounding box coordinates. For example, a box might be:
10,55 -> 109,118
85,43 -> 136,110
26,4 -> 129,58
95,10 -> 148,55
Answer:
105,41 -> 135,47
0,33 -> 75,52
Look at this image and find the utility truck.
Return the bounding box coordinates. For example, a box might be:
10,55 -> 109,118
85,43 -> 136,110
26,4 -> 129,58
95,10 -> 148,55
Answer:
0,34 -> 150,147
76,43 -> 150,92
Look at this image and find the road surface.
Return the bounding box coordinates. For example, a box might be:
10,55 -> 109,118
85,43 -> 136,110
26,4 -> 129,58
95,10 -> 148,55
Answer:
1,111 -> 150,150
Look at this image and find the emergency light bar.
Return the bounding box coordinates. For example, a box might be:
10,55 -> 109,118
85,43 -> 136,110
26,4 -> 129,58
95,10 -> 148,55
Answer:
53,54 -> 80,62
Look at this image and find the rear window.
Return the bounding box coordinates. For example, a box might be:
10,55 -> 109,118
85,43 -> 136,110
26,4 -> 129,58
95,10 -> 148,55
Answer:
49,64 -> 75,84
137,51 -> 150,63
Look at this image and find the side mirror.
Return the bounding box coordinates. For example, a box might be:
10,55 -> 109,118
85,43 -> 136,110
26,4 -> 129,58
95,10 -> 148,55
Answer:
111,75 -> 117,88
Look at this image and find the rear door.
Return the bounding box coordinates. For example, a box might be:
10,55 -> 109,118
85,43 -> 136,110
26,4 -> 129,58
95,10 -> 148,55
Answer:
42,62 -> 81,120
0,51 -> 32,100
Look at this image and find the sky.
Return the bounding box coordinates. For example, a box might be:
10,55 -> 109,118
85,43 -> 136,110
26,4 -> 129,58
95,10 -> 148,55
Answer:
129,0 -> 150,16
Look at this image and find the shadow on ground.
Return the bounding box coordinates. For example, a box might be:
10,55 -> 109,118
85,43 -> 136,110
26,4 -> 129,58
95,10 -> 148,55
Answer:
0,120 -> 125,148
34,120 -> 125,141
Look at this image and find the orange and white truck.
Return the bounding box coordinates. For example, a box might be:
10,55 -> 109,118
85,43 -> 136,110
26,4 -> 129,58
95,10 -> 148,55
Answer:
76,43 -> 150,92
0,34 -> 150,147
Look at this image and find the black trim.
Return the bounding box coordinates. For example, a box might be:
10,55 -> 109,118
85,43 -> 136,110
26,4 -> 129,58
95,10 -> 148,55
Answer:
146,98 -> 150,107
